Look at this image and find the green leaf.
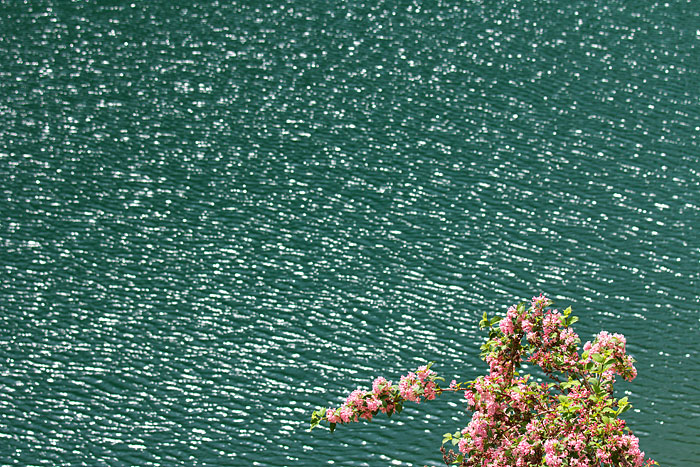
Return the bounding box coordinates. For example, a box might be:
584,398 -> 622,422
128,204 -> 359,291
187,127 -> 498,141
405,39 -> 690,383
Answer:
310,408 -> 326,430
592,353 -> 605,363
480,312 -> 488,328
592,381 -> 604,397
561,380 -> 580,390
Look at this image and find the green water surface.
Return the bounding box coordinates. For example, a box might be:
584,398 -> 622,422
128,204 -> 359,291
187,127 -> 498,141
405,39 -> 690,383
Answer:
1,1 -> 698,465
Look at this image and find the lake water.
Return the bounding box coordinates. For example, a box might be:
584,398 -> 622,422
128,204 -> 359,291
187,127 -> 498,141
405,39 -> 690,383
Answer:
1,1 -> 698,465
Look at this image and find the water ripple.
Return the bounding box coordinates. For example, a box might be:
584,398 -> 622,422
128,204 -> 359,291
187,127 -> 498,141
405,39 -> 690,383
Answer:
1,0 -> 699,465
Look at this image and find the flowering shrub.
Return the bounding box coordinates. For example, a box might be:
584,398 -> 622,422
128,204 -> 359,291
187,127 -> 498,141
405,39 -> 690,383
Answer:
310,365 -> 442,431
310,294 -> 658,466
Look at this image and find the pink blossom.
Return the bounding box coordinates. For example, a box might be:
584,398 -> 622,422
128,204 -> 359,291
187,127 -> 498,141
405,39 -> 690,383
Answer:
596,448 -> 611,463
416,365 -> 432,381
380,401 -> 395,414
326,408 -> 341,423
545,453 -> 562,467
458,436 -> 470,454
312,295 -> 655,467
424,381 -> 437,401
366,396 -> 381,412
499,316 -> 515,335
398,373 -> 419,402
516,439 -> 532,457
372,376 -> 390,394
464,390 -> 476,407
339,405 -> 353,423
532,293 -> 549,310
346,389 -> 363,407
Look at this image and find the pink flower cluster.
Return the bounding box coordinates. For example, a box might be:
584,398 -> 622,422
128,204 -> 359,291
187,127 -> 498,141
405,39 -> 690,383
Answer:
322,366 -> 439,426
311,294 -> 656,467
398,365 -> 438,403
583,331 -> 638,382
457,373 -> 538,464
453,295 -> 655,467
